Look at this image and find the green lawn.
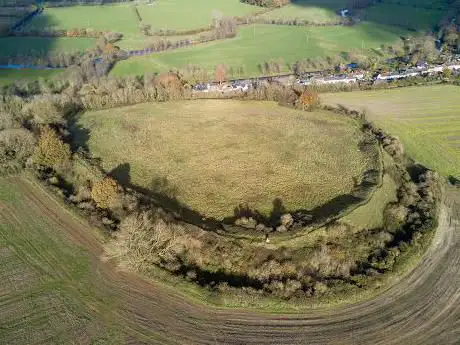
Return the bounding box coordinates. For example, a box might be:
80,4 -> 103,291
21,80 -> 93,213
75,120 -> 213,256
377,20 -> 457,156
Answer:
0,177 -> 122,344
0,37 -> 95,58
363,3 -> 444,30
25,4 -> 144,49
0,69 -> 62,86
323,85 -> 460,178
111,22 -> 409,77
138,0 -> 259,30
74,100 -> 378,220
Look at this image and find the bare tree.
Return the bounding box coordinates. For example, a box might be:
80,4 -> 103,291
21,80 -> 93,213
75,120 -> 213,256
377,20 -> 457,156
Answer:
215,64 -> 227,84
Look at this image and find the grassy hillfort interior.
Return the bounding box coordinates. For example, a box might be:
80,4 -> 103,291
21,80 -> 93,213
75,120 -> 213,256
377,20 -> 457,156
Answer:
0,0 -> 459,344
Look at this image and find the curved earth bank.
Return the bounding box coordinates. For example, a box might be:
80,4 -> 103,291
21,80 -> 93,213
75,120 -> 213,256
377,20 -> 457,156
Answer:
17,177 -> 460,345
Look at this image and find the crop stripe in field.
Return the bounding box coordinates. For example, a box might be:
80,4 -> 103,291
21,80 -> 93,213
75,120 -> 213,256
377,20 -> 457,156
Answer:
0,195 -> 67,281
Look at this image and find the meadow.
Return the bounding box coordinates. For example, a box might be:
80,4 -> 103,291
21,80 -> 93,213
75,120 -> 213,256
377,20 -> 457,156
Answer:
24,4 -> 140,34
23,0 -> 260,51
0,36 -> 95,58
137,0 -> 259,30
111,22 -> 409,77
323,85 -> 460,178
74,100 -> 377,220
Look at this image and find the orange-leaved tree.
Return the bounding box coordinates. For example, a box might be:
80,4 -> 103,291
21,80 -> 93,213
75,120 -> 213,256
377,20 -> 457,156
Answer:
33,126 -> 71,169
91,176 -> 120,209
215,64 -> 227,85
299,90 -> 321,111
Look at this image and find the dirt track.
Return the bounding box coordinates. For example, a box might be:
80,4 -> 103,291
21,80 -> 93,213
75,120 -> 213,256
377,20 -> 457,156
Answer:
15,177 -> 460,345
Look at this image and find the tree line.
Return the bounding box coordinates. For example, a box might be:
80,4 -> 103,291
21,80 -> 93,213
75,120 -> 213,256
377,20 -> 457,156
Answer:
241,0 -> 290,8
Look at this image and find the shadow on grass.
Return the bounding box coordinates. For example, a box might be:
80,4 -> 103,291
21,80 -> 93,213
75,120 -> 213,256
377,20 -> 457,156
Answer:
290,0 -> 447,31
448,175 -> 460,186
104,160 -> 380,236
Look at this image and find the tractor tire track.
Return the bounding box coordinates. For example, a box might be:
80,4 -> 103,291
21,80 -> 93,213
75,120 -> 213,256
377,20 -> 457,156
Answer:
14,177 -> 460,345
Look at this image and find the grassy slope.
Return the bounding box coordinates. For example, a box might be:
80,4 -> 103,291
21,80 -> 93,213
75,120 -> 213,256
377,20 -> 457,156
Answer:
111,22 -> 409,77
323,85 -> 460,178
75,100 -> 376,220
0,177 -> 122,344
0,37 -> 95,57
342,152 -> 398,229
138,0 -> 259,30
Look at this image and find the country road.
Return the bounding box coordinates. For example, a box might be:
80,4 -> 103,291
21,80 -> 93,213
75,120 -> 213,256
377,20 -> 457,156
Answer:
13,177 -> 460,345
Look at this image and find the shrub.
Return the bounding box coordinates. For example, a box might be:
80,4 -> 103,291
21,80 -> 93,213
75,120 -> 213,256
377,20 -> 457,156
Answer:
0,112 -> 19,130
22,98 -> 64,126
33,127 -> 71,169
383,203 -> 408,232
0,128 -> 35,174
112,210 -> 183,270
442,68 -> 453,79
298,90 -> 321,110
91,176 -> 120,209
154,72 -> 184,101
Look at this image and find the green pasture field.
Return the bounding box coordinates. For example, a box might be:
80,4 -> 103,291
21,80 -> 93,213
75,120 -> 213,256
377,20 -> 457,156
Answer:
0,177 -> 122,344
73,100 -> 378,220
0,69 -> 62,86
323,85 -> 460,178
363,3 -> 444,30
259,4 -> 341,24
111,22 -> 409,77
0,37 -> 95,58
24,4 -> 146,52
137,0 -> 259,30
25,4 -> 140,34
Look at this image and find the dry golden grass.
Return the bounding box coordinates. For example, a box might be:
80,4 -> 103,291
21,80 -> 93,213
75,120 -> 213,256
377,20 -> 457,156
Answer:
75,100 -> 378,219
